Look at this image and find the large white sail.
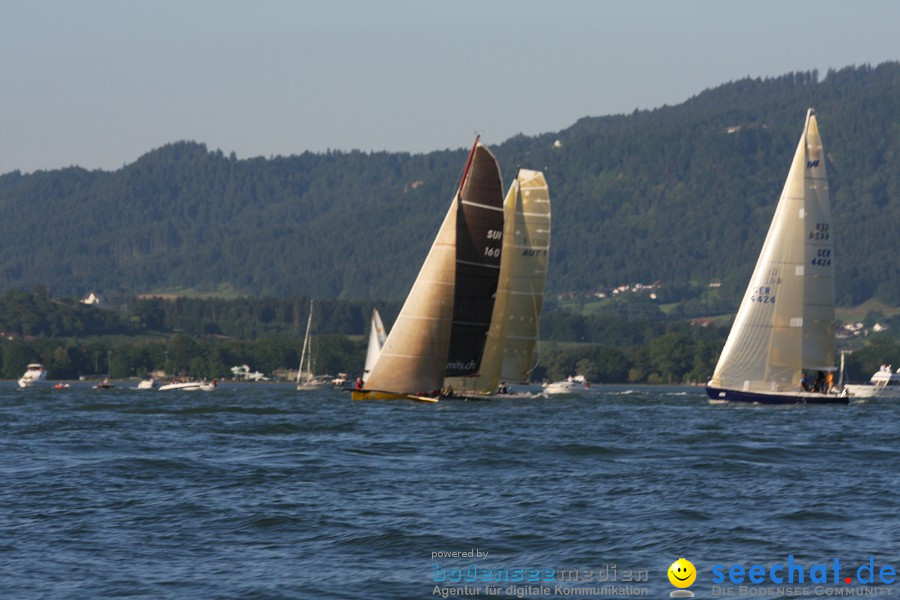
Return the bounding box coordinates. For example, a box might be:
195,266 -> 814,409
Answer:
709,109 -> 834,393
363,201 -> 458,394
362,308 -> 387,383
449,169 -> 551,394
363,142 -> 503,396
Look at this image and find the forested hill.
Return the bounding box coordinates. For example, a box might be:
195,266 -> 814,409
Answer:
1,62 -> 898,305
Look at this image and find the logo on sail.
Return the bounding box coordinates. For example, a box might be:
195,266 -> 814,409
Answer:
446,359 -> 477,371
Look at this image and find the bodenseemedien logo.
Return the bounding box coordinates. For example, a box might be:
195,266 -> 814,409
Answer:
669,558 -> 696,598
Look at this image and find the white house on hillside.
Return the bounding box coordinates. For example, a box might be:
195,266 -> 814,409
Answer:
81,292 -> 102,305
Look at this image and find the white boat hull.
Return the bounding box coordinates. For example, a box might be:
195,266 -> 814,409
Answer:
845,366 -> 900,399
844,384 -> 900,399
18,364 -> 48,388
296,381 -> 328,391
158,381 -> 216,391
543,383 -> 590,396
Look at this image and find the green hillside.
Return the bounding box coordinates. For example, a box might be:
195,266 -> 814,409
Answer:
1,62 -> 898,305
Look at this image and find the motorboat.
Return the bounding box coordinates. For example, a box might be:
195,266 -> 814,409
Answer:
18,363 -> 48,388
845,365 -> 900,399
93,378 -> 115,389
543,375 -> 591,396
159,379 -> 217,391
137,377 -> 155,390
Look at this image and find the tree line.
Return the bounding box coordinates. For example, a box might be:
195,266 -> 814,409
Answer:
2,287 -> 896,385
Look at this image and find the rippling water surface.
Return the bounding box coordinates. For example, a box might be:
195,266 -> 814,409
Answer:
1,383 -> 897,599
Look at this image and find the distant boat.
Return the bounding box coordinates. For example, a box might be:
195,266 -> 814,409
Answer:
543,374 -> 591,396
18,363 -> 48,388
296,300 -> 328,391
706,109 -> 848,404
159,380 -> 217,391
361,308 -> 387,384
353,137 -> 504,402
845,365 -> 900,399
137,377 -> 155,390
445,168 -> 551,396
93,378 -> 115,390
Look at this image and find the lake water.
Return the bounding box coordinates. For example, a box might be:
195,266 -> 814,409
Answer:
1,383 -> 897,599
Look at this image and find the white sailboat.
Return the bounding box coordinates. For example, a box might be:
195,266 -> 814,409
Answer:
296,300 -> 327,391
353,137 -> 504,401
445,168 -> 551,396
706,108 -> 848,404
362,308 -> 387,384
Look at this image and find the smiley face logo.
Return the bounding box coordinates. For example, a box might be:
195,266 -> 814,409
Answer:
668,558 -> 696,588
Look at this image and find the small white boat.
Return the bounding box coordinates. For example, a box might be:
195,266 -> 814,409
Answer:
543,375 -> 591,396
845,365 -> 900,399
159,380 -> 217,391
18,363 -> 48,388
137,378 -> 155,390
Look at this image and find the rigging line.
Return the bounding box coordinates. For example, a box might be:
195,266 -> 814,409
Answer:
456,134 -> 480,196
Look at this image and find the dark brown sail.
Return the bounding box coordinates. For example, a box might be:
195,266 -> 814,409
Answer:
445,142 -> 504,377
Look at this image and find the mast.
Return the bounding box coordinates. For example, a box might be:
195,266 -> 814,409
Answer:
457,135 -> 480,194
296,300 -> 313,385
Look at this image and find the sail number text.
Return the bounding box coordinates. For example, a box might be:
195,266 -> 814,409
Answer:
809,222 -> 830,241
484,230 -> 502,258
749,286 -> 775,304
811,248 -> 832,267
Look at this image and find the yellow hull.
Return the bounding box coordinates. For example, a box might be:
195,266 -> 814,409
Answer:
351,390 -> 439,403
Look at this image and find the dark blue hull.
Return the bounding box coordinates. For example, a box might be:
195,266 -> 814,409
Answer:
705,386 -> 849,405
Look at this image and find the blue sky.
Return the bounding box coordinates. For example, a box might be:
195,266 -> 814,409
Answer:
1,0 -> 898,173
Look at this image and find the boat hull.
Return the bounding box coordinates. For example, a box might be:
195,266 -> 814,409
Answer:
844,385 -> 900,399
705,386 -> 848,405
158,382 -> 216,391
351,390 -> 439,403
296,382 -> 328,391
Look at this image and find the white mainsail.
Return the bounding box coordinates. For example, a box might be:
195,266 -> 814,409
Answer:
709,109 -> 834,394
363,142 -> 503,396
362,308 -> 387,384
449,169 -> 551,394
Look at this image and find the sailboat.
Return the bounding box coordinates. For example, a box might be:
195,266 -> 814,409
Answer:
706,108 -> 848,405
362,308 -> 387,384
296,300 -> 327,391
353,137 -> 504,401
445,168 -> 551,396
